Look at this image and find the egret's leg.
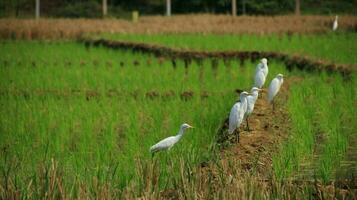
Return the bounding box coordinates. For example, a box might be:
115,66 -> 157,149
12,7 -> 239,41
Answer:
246,117 -> 250,132
237,131 -> 240,143
234,129 -> 238,143
234,129 -> 240,143
272,100 -> 275,112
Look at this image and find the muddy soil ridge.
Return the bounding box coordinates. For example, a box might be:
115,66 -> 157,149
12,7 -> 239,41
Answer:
81,38 -> 355,77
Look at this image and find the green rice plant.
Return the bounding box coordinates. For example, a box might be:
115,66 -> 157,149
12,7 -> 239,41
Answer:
313,74 -> 351,183
272,72 -> 315,180
273,70 -> 357,182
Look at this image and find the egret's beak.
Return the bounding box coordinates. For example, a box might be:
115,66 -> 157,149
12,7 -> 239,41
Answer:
188,125 -> 194,129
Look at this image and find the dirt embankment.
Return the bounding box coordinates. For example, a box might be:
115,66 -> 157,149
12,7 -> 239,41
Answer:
206,77 -> 297,179
82,38 -> 356,76
1,15 -> 357,39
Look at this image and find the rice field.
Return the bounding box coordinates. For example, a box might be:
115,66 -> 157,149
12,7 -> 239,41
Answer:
100,33 -> 357,66
0,32 -> 357,199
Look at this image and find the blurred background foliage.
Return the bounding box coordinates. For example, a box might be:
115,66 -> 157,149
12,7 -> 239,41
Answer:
0,0 -> 356,18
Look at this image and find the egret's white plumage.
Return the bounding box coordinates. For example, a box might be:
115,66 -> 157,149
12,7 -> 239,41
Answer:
228,103 -> 240,134
245,87 -> 261,131
254,58 -> 268,88
255,58 -> 269,78
149,123 -> 193,153
333,15 -> 338,31
241,93 -> 249,118
246,87 -> 261,117
267,74 -> 284,103
254,70 -> 266,88
228,91 -> 250,135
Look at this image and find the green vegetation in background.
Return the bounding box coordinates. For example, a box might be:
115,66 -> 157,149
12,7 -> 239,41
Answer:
1,0 -> 356,18
100,33 -> 357,66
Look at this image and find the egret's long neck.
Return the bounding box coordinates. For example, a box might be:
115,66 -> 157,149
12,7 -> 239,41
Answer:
240,95 -> 245,102
177,128 -> 185,137
278,78 -> 283,84
241,96 -> 247,104
252,91 -> 259,100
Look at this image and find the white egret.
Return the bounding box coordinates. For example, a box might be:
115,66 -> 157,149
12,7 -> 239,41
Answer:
267,74 -> 284,110
254,69 -> 266,89
255,58 -> 269,79
228,91 -> 250,142
333,15 -> 338,31
245,87 -> 261,131
149,123 -> 194,154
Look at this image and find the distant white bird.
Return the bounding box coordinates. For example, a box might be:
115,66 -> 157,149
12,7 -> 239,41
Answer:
150,123 -> 193,153
333,15 -> 338,31
228,91 -> 250,142
245,87 -> 261,131
267,74 -> 284,110
255,58 -> 269,78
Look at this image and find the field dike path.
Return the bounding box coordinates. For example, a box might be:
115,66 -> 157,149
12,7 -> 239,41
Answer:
202,77 -> 293,179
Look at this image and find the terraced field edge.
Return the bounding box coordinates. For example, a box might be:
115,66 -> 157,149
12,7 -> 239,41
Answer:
80,38 -> 356,77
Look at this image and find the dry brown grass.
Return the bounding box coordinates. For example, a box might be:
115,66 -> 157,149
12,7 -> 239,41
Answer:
1,14 -> 357,39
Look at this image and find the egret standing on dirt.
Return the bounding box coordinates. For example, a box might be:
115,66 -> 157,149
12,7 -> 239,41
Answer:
245,87 -> 262,131
333,15 -> 338,31
228,91 -> 250,142
267,74 -> 284,111
149,123 -> 194,154
254,58 -> 268,88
